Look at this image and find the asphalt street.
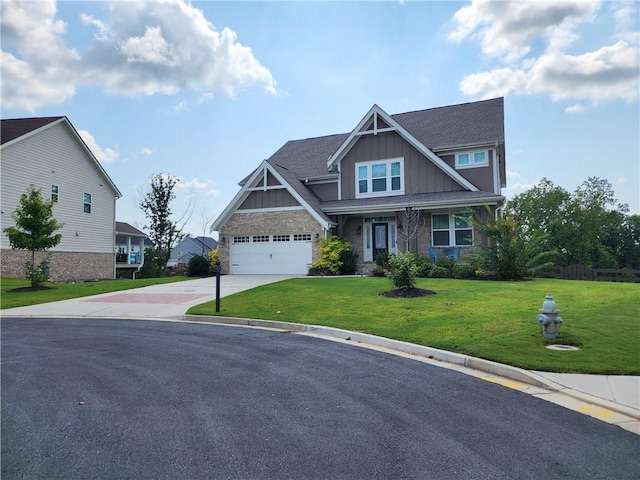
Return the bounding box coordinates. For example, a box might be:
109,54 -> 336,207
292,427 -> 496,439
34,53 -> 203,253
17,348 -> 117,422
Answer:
2,317 -> 638,480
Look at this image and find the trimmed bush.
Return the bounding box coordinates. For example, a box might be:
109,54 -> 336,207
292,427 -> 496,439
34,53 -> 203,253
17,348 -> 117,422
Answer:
187,255 -> 211,277
310,237 -> 359,275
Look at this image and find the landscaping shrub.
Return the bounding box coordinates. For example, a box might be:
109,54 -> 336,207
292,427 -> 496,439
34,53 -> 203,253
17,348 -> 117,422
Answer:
385,252 -> 418,289
429,265 -> 451,278
452,263 -> 477,279
187,255 -> 211,277
414,254 -> 434,277
310,236 -> 359,275
208,247 -> 220,271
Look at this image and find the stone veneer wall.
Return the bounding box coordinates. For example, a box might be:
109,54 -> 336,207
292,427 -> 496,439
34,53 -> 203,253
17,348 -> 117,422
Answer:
1,250 -> 115,282
217,210 -> 323,274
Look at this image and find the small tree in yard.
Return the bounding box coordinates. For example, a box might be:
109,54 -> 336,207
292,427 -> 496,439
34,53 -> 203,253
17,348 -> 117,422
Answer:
386,252 -> 418,290
3,185 -> 63,287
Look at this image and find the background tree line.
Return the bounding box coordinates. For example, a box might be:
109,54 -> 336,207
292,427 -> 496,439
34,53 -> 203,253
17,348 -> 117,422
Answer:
504,177 -> 639,270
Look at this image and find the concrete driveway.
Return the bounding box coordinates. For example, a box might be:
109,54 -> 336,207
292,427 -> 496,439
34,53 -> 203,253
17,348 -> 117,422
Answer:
0,275 -> 296,320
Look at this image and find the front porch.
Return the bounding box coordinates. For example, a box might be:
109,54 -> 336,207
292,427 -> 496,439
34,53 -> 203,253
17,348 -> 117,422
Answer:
331,208 -> 486,271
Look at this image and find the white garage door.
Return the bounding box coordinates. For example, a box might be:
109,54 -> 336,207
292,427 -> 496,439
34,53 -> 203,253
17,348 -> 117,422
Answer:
230,234 -> 312,274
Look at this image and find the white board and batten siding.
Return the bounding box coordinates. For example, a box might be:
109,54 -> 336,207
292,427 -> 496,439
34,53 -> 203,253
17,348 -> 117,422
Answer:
230,234 -> 312,275
1,122 -> 118,254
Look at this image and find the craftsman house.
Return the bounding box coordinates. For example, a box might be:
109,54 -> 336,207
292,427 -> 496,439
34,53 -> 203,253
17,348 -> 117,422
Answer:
1,117 -> 121,281
211,98 -> 506,275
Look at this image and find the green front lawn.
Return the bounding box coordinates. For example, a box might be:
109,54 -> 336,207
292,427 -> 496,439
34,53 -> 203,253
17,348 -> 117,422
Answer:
187,277 -> 640,374
1,276 -> 190,310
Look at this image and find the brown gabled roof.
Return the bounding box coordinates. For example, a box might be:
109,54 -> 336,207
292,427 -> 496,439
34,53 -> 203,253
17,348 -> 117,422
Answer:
1,117 -> 65,145
115,222 -> 148,237
392,97 -> 504,150
265,98 -> 504,179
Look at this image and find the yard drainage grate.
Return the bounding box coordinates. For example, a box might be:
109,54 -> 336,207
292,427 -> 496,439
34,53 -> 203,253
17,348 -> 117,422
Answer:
546,344 -> 581,351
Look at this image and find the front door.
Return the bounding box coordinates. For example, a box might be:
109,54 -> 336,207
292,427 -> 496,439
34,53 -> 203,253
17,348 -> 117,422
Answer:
372,223 -> 388,261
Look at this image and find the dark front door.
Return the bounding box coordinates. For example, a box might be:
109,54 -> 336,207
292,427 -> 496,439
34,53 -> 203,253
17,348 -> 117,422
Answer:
372,223 -> 388,261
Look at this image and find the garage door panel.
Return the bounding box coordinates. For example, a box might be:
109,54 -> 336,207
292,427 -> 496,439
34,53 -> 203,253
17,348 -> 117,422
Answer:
230,238 -> 311,275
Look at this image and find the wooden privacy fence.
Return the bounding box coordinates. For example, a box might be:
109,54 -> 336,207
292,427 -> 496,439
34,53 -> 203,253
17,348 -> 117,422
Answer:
537,265 -> 640,283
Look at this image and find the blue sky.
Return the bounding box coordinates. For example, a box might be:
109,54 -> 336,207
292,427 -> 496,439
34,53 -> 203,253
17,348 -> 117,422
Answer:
2,0 -> 638,237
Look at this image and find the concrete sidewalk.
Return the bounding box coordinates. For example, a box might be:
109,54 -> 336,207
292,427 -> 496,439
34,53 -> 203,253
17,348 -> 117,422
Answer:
2,274 -> 638,433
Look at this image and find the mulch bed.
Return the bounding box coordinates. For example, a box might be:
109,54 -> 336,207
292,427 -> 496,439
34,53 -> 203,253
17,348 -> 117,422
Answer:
7,286 -> 53,293
379,288 -> 436,298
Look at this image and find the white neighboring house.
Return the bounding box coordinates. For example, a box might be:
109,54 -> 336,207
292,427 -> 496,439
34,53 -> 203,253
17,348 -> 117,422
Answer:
167,236 -> 218,268
1,116 -> 122,282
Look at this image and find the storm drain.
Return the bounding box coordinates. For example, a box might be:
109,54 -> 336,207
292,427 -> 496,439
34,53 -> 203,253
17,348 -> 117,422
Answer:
546,344 -> 581,351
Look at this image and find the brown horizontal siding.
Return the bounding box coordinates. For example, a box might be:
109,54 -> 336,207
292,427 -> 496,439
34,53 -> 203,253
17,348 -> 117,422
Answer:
341,131 -> 465,199
239,189 -> 300,210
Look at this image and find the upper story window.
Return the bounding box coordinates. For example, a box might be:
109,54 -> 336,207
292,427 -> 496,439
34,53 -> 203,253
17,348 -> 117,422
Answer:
356,158 -> 404,198
83,193 -> 92,214
456,150 -> 488,169
51,185 -> 59,203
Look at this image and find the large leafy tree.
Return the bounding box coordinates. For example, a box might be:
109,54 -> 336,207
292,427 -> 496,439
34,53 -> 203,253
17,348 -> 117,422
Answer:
3,184 -> 63,287
506,177 -> 637,269
138,174 -> 189,275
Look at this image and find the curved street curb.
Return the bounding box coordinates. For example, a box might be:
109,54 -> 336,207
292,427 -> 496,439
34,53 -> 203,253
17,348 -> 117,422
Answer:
183,314 -> 640,421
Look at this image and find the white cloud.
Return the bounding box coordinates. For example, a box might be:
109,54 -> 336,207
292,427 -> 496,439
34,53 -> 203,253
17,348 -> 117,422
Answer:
175,177 -> 216,190
205,189 -> 221,198
140,147 -> 154,155
565,104 -> 586,114
0,0 -> 79,111
1,0 -> 280,111
450,0 -> 639,106
506,171 -> 521,180
120,26 -> 179,66
174,100 -> 188,112
78,130 -> 118,164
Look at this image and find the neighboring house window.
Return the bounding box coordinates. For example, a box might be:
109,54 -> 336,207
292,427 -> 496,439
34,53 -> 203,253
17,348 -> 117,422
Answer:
253,235 -> 270,242
233,236 -> 250,243
293,234 -> 311,241
456,150 -> 488,168
273,235 -> 290,242
51,185 -> 59,203
432,213 -> 473,246
356,158 -> 404,198
83,193 -> 92,213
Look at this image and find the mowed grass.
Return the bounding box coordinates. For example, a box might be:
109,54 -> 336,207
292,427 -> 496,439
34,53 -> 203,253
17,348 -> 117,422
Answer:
1,276 -> 189,310
188,277 -> 640,374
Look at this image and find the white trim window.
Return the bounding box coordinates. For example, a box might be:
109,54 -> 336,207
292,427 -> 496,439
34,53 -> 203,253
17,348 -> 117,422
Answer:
432,213 -> 473,247
83,193 -> 92,214
456,150 -> 488,169
356,158 -> 404,198
51,185 -> 59,203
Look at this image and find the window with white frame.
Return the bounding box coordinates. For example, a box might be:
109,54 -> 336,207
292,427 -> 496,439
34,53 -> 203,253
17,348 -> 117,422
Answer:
356,158 -> 403,197
273,235 -> 290,242
455,150 -> 488,168
233,236 -> 250,243
51,185 -> 59,203
83,193 -> 91,213
431,213 -> 473,246
253,235 -> 270,242
293,234 -> 311,241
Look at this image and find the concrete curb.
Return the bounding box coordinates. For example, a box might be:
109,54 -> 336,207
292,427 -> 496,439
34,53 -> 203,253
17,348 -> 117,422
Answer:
183,314 -> 640,421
